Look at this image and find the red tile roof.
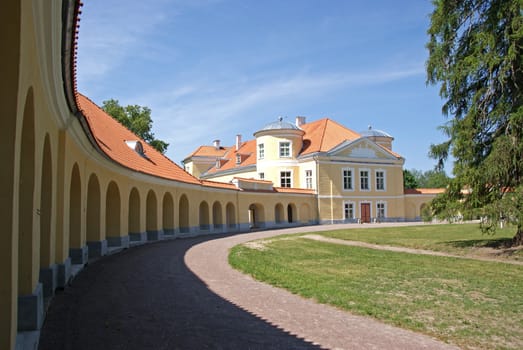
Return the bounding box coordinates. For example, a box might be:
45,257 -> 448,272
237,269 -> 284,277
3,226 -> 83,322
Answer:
197,117 -> 402,176
76,93 -> 201,185
186,145 -> 231,159
404,188 -> 445,195
204,139 -> 257,175
300,118 -> 361,155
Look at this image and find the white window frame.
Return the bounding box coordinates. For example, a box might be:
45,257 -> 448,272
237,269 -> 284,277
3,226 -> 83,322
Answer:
258,143 -> 265,159
375,169 -> 386,191
305,169 -> 313,189
342,167 -> 354,191
343,201 -> 355,220
279,141 -> 291,158
280,170 -> 292,188
259,172 -> 264,180
360,169 -> 370,191
376,201 -> 386,219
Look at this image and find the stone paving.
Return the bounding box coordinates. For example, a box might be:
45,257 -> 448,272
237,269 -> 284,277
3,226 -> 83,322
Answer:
39,223 -> 460,349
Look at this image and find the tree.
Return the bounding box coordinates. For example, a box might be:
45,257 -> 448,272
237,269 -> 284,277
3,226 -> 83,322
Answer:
412,169 -> 451,188
403,169 -> 419,189
426,0 -> 523,244
102,99 -> 169,154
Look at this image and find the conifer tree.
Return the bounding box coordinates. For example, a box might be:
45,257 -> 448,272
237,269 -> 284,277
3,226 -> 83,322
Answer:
426,0 -> 523,244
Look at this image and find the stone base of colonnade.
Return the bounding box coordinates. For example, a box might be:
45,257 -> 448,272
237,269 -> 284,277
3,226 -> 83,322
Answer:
129,232 -> 147,246
146,230 -> 164,241
107,235 -> 130,255
87,240 -> 108,259
39,264 -> 58,298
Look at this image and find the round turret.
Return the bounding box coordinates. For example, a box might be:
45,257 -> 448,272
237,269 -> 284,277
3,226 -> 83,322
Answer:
360,125 -> 394,150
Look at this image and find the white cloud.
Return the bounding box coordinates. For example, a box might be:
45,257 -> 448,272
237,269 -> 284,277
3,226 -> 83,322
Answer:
140,65 -> 425,161
76,1 -> 172,83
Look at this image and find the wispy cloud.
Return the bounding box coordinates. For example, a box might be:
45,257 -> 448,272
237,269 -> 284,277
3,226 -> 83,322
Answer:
77,1 -> 172,83
139,65 -> 424,160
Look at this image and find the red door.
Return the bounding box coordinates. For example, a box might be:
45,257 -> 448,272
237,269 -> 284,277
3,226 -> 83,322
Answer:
361,203 -> 371,223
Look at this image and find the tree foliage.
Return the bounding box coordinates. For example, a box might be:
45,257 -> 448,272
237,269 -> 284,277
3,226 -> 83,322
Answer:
102,99 -> 169,154
426,0 -> 523,244
409,168 -> 451,188
403,169 -> 419,189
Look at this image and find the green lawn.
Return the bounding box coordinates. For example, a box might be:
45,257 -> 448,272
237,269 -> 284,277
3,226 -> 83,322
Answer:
317,223 -> 523,261
229,226 -> 523,350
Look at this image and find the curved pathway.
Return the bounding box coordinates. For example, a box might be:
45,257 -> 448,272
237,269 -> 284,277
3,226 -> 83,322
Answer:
39,223 -> 459,350
185,223 -> 458,350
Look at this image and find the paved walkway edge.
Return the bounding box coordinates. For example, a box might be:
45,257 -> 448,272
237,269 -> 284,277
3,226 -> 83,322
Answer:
185,223 -> 460,350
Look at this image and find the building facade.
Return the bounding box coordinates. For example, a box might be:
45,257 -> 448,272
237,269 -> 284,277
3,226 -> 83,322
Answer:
185,117 -> 433,224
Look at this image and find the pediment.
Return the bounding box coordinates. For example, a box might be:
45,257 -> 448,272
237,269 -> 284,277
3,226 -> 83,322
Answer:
329,138 -> 398,160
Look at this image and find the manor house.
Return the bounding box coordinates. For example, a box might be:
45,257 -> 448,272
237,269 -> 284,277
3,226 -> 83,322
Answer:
185,117 -> 437,224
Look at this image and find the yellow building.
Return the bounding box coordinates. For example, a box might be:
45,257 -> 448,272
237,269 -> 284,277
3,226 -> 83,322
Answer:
185,117 -> 436,224
0,1 -> 440,349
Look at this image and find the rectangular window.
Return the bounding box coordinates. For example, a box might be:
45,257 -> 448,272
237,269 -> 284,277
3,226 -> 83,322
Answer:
305,170 -> 313,189
258,143 -> 264,159
360,170 -> 369,190
376,171 -> 385,190
377,202 -> 386,218
236,154 -> 241,165
279,142 -> 290,158
280,171 -> 291,187
259,172 -> 264,180
344,202 -> 354,220
343,169 -> 353,190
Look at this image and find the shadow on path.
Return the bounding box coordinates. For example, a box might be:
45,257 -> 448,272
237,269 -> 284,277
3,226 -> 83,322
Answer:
39,235 -> 324,350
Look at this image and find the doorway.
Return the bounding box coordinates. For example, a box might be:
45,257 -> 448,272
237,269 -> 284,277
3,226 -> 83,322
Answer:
360,203 -> 371,223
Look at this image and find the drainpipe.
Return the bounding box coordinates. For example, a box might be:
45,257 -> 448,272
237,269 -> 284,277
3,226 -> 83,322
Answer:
314,155 -> 320,224
330,179 -> 334,224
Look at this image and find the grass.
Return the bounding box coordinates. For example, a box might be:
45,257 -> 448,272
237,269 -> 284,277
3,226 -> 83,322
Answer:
229,225 -> 523,350
317,223 -> 523,261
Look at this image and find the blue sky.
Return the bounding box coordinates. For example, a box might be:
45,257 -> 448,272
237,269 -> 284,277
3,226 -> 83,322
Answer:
77,0 -> 449,172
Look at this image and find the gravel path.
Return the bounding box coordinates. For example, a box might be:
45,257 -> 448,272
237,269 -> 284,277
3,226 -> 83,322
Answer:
39,223 -> 460,349
301,234 -> 523,266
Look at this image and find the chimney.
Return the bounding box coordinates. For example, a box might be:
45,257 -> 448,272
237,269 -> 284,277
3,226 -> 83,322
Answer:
236,134 -> 242,150
213,139 -> 220,149
295,116 -> 306,127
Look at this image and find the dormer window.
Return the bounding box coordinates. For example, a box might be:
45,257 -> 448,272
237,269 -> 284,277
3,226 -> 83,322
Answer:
125,140 -> 145,157
236,154 -> 241,165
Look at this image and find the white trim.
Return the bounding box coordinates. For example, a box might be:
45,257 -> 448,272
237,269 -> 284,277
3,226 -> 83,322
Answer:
375,169 -> 386,191
258,159 -> 300,167
314,160 -> 403,167
376,200 -> 387,218
341,167 -> 354,191
279,141 -> 292,158
258,143 -> 265,160
359,168 -> 371,191
343,200 -> 356,220
304,169 -> 314,189
279,169 -> 293,188
317,194 -> 405,199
